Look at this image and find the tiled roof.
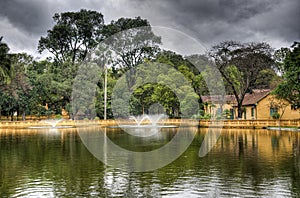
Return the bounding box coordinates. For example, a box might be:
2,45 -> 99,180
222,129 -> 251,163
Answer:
201,89 -> 271,106
241,89 -> 270,106
201,95 -> 236,104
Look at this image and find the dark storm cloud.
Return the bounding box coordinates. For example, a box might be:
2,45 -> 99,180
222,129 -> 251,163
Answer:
0,0 -> 114,55
0,0 -> 298,55
170,0 -> 278,23
0,0 -> 52,35
130,0 -> 299,48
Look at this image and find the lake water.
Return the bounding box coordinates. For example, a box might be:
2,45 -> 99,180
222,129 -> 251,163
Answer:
0,126 -> 299,197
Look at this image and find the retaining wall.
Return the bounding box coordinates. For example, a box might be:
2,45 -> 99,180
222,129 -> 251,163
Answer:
0,119 -> 299,129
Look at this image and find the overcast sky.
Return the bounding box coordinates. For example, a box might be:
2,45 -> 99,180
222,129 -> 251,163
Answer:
0,0 -> 299,58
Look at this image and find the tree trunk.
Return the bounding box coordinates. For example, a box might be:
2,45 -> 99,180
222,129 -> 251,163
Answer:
10,112 -> 14,121
237,103 -> 243,119
22,111 -> 26,121
220,104 -> 223,114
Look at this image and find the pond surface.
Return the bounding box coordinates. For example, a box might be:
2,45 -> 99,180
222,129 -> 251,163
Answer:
0,126 -> 299,197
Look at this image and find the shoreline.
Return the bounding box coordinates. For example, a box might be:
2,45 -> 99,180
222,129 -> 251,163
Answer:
267,127 -> 300,132
0,119 -> 299,129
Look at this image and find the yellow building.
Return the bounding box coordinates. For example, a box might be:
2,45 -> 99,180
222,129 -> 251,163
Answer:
201,95 -> 236,119
201,89 -> 300,120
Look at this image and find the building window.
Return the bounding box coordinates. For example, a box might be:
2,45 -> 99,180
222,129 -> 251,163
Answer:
216,108 -> 222,115
251,107 -> 255,117
270,107 -> 278,116
291,104 -> 299,110
243,108 -> 246,119
230,109 -> 234,120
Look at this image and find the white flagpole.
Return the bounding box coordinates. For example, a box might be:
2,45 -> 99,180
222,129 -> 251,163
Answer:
104,66 -> 107,120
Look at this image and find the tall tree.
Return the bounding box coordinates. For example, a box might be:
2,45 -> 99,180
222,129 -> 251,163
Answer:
102,17 -> 161,89
38,9 -> 104,63
38,10 -> 105,116
0,53 -> 32,120
0,37 -> 11,85
254,68 -> 282,89
209,41 -> 274,118
274,42 -> 300,107
156,51 -> 204,107
26,59 -> 54,117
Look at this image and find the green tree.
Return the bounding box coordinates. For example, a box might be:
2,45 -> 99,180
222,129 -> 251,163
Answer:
254,69 -> 282,89
0,53 -> 32,120
38,9 -> 104,63
102,17 -> 161,89
209,41 -> 274,118
26,59 -> 60,117
152,84 -> 180,117
0,37 -> 11,85
274,42 -> 300,107
156,51 -> 203,107
132,62 -> 197,118
37,10 -> 106,117
273,46 -> 291,74
131,83 -> 155,115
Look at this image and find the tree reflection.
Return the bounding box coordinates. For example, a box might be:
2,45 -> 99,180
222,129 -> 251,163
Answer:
0,127 -> 299,197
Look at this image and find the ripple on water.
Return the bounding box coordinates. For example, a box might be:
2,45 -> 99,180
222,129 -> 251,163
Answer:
13,179 -> 54,198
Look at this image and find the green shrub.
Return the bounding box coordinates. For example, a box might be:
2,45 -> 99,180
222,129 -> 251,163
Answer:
201,113 -> 211,120
271,112 -> 280,119
215,115 -> 223,120
55,114 -> 62,119
192,112 -> 212,120
222,109 -> 231,119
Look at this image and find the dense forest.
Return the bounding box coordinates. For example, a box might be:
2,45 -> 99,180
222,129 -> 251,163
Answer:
0,9 -> 299,121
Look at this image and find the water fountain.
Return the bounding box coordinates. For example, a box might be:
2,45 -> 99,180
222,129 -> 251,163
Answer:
28,118 -> 73,129
43,119 -> 63,128
129,115 -> 151,126
112,114 -> 177,137
147,114 -> 167,126
122,114 -> 174,128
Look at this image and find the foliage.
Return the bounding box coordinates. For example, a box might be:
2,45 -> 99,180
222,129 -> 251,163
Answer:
38,9 -> 104,63
0,11 -> 295,121
209,41 -> 274,118
0,37 -> 11,85
0,53 -> 33,120
268,94 -> 290,120
192,112 -> 211,119
271,112 -> 280,119
55,114 -> 62,119
221,109 -> 231,119
102,17 -> 161,89
254,69 -> 282,89
274,42 -> 300,108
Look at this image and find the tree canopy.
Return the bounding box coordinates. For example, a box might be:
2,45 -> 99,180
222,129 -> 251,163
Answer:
38,9 -> 104,63
274,42 -> 300,106
101,17 -> 161,89
209,41 -> 274,118
0,9 -> 290,120
0,37 -> 11,84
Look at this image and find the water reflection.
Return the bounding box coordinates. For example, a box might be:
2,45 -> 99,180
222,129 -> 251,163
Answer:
0,127 -> 299,197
